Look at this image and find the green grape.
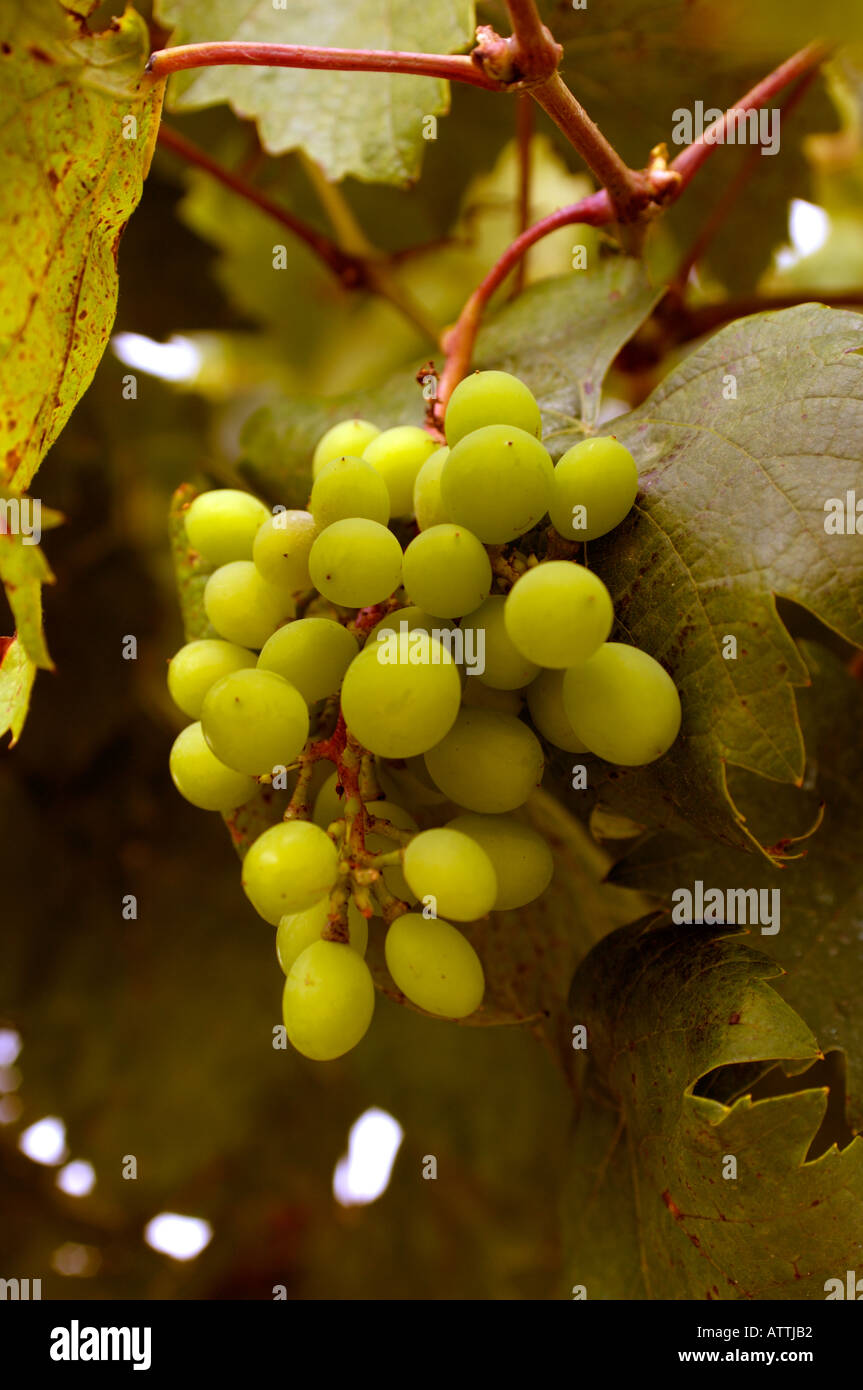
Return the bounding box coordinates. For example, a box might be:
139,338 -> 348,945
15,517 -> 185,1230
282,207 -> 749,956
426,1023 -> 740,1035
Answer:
447,812 -> 553,910
460,594 -> 539,691
252,510 -> 317,595
461,680 -> 523,715
374,755 -> 450,808
258,618 -> 358,705
363,426 -> 436,516
308,518 -> 402,608
283,940 -> 375,1060
444,370 -> 542,446
441,425 -> 553,543
169,722 -> 256,813
185,489 -> 270,567
384,913 -> 484,1018
313,770 -> 346,831
403,827 -> 497,921
204,561 -> 294,649
276,898 -> 368,975
526,669 -> 589,752
201,668 -> 309,776
402,524 -> 492,619
413,446 -> 451,530
312,418 -> 380,478
167,639 -> 256,719
309,455 -> 390,531
365,606 -> 457,649
504,561 -> 612,669
562,642 -> 681,765
242,820 -> 340,924
364,799 -> 418,909
549,436 -> 638,541
340,630 -> 461,758
424,708 -> 544,813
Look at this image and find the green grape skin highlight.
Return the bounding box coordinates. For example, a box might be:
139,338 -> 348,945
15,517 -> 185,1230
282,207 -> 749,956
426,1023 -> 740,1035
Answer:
441,424 -> 553,543
309,455 -> 390,531
504,561 -> 613,669
276,898 -> 368,975
363,425 -> 436,516
526,668 -> 589,752
243,820 -> 340,925
460,594 -> 539,691
312,418 -> 380,478
169,722 -> 257,813
424,708 -> 544,814
550,436 -> 638,542
204,561 -> 294,649
444,370 -> 542,446
185,489 -> 270,567
402,524 -> 492,619
252,511 -> 317,595
283,940 -> 375,1060
308,518 -> 402,608
167,639 -> 256,719
447,812 -> 553,911
341,630 -> 462,758
201,668 -> 309,776
562,642 -> 682,766
384,913 -> 484,1018
403,827 -> 497,921
258,618 -> 358,705
413,446 -> 451,530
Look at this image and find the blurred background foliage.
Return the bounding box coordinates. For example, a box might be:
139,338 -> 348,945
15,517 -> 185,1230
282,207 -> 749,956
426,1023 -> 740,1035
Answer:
1,0 -> 862,1298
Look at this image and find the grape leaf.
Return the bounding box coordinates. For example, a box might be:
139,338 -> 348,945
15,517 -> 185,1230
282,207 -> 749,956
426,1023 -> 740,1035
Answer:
153,0 -> 475,184
0,0 -> 162,492
563,919 -> 863,1299
609,642 -> 863,1128
0,636 -> 36,748
0,490 -> 63,671
548,304 -> 863,853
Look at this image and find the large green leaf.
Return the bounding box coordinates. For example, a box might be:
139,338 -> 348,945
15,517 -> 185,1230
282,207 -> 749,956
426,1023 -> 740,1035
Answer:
154,0 -> 475,184
551,304 -> 863,853
563,920 -> 863,1299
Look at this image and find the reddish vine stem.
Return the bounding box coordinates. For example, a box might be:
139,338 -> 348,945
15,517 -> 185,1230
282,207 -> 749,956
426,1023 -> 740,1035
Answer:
147,41 -> 502,89
513,94 -> 534,295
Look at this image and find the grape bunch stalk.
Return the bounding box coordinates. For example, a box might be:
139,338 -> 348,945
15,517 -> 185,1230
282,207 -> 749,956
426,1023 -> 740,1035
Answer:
167,371 -> 682,1061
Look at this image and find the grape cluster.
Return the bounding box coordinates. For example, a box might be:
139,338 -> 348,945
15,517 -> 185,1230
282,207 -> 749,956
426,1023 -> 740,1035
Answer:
167,370 -> 682,1061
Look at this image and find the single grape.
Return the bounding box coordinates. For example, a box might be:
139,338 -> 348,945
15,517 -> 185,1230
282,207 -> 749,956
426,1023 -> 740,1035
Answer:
365,606 -> 457,649
253,511 -> 317,595
444,370 -> 542,446
441,425 -> 553,543
550,436 -> 638,541
363,426 -> 436,516
313,418 -> 380,478
167,639 -> 256,719
201,668 -> 309,776
169,722 -> 256,813
340,630 -> 461,758
313,770 -> 346,831
283,940 -> 375,1060
562,642 -> 681,765
243,820 -> 339,924
384,913 -> 484,1018
185,489 -> 270,567
403,828 -> 497,921
276,898 -> 368,975
413,446 -> 451,530
204,561 -> 294,649
447,812 -> 553,910
461,680 -> 523,715
308,518 -> 402,608
365,799 -> 418,909
526,669 -> 589,752
460,594 -> 539,691
258,618 -> 358,705
374,755 -> 450,808
402,524 -> 492,619
309,455 -> 390,530
504,561 -> 612,669
424,708 -> 544,813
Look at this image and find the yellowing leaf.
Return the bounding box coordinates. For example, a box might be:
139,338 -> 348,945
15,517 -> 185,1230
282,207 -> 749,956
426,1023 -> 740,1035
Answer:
0,635 -> 37,747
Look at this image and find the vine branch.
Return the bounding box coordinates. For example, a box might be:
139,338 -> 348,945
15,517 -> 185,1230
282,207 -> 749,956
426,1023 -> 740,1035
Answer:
147,41 -> 502,89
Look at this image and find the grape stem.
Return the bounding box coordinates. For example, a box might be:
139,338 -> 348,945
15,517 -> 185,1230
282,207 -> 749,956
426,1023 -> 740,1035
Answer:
433,40 -> 829,415
146,41 -> 502,89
